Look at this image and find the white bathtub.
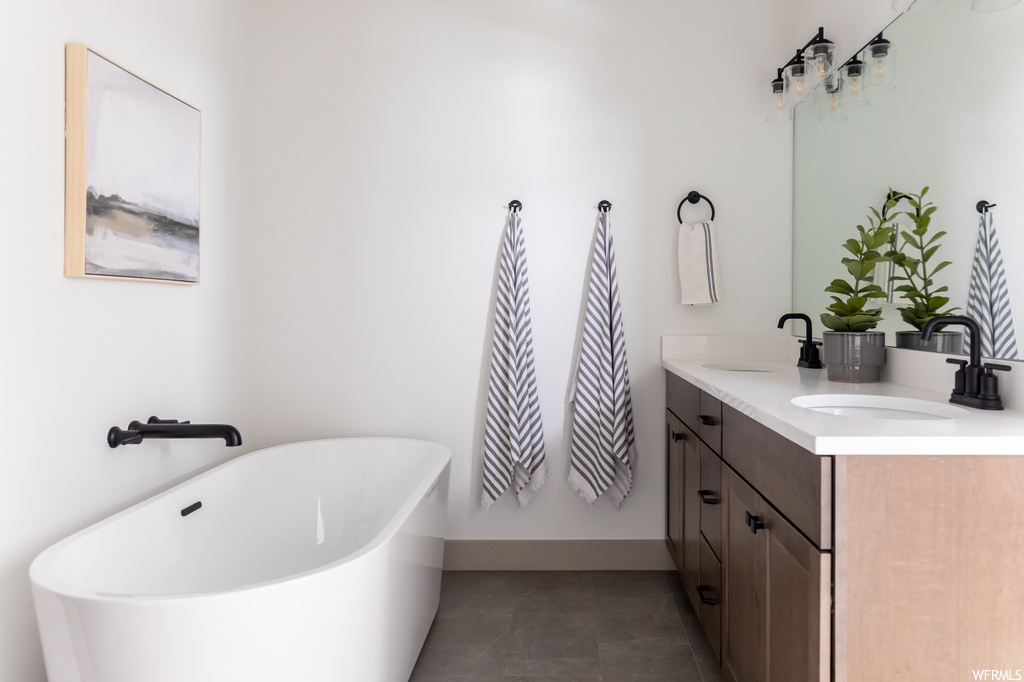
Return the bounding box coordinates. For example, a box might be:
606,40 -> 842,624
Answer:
30,437 -> 451,682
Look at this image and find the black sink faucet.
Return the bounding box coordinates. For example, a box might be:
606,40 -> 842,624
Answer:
108,417 -> 243,448
777,313 -> 823,369
921,315 -> 1010,410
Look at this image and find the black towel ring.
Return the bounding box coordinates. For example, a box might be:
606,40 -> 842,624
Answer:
509,199 -> 522,213
598,200 -> 612,213
977,200 -> 996,214
676,191 -> 715,223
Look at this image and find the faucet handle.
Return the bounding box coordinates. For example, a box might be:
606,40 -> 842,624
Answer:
946,358 -> 968,367
984,363 -> 1012,374
147,416 -> 192,425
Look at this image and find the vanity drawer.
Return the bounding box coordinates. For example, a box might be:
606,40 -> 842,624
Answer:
666,372 -> 700,431
721,404 -> 832,550
698,392 -> 723,453
699,444 -> 722,559
699,534 -> 722,663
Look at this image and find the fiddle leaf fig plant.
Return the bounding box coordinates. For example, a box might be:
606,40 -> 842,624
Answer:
884,187 -> 960,330
821,209 -> 896,333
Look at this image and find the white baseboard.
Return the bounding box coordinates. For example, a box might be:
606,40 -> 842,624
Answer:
443,539 -> 675,571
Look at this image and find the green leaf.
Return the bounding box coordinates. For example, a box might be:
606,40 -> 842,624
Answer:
820,313 -> 849,332
928,296 -> 950,312
931,261 -> 951,276
901,231 -> 921,250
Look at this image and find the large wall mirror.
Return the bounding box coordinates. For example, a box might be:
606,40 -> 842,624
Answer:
792,0 -> 1024,359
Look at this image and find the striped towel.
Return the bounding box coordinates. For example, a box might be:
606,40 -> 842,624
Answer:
567,210 -> 637,508
678,221 -> 720,305
481,209 -> 546,510
965,211 -> 1019,360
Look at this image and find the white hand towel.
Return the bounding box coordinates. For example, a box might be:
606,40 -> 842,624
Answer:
678,221 -> 720,305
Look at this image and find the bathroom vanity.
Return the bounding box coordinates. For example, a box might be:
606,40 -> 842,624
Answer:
663,340 -> 1024,682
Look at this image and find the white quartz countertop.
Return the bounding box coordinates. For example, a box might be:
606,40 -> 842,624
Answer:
663,357 -> 1024,456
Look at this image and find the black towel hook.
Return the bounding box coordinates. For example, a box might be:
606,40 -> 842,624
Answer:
977,200 -> 996,214
676,191 -> 715,223
598,200 -> 612,213
508,199 -> 522,213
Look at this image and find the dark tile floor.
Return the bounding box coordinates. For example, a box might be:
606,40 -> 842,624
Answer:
409,571 -> 723,682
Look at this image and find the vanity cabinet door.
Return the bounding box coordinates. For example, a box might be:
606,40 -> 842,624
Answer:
764,504 -> 830,682
666,412 -> 685,571
722,466 -> 767,682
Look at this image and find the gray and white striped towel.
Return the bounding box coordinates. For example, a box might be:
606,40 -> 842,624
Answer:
567,210 -> 637,508
481,209 -> 546,510
678,221 -> 720,305
965,211 -> 1019,359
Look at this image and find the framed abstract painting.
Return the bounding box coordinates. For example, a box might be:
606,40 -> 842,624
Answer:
65,44 -> 201,284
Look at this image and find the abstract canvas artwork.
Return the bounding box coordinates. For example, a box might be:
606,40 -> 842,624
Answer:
65,44 -> 201,284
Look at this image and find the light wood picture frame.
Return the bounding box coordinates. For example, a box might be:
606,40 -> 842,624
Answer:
65,44 -> 201,284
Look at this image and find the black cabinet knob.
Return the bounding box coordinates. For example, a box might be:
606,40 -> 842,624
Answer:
745,511 -> 764,534
671,431 -> 685,442
698,415 -> 717,427
697,489 -> 718,505
696,585 -> 717,606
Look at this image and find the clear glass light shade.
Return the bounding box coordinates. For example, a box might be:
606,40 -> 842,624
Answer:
784,62 -> 807,106
972,0 -> 1020,11
818,82 -> 847,122
803,40 -> 836,91
864,41 -> 896,92
766,80 -> 790,122
839,62 -> 869,108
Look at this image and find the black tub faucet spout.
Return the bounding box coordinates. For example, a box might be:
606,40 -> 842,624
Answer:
778,313 -> 823,369
107,417 -> 242,448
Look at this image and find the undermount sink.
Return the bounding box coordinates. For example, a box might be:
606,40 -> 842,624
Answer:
702,362 -> 788,373
792,394 -> 968,421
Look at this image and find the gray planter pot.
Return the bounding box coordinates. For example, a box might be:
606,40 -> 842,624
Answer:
894,330 -> 963,354
821,331 -> 887,383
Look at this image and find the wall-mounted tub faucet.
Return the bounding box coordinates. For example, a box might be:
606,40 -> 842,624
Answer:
777,313 -> 823,369
108,417 -> 242,448
922,315 -> 1010,410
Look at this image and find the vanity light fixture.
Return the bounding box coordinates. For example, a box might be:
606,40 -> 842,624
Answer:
972,0 -> 1021,11
839,57 -> 870,108
818,77 -> 847,122
803,28 -> 836,91
765,69 -> 790,121
863,33 -> 897,92
766,27 -> 834,122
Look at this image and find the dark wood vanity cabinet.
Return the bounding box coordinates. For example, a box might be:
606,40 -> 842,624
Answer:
666,375 -> 724,661
666,371 -> 830,682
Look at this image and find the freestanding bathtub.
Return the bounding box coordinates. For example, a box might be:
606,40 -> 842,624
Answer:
30,437 -> 451,682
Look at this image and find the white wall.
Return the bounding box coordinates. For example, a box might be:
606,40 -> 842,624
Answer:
0,1 -> 255,679
249,0 -> 799,544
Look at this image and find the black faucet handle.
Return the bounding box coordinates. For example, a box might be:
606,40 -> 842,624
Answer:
801,339 -> 823,369
946,358 -> 969,368
147,416 -> 192,425
984,363 -> 1012,374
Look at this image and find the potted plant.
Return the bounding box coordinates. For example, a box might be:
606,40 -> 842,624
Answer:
884,187 -> 963,353
819,208 -> 895,382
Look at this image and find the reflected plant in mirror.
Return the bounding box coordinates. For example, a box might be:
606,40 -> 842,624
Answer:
884,187 -> 963,352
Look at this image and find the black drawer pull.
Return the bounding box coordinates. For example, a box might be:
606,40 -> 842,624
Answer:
696,585 -> 717,606
698,415 -> 717,427
745,511 -> 764,534
697,489 -> 718,505
671,431 -> 685,442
